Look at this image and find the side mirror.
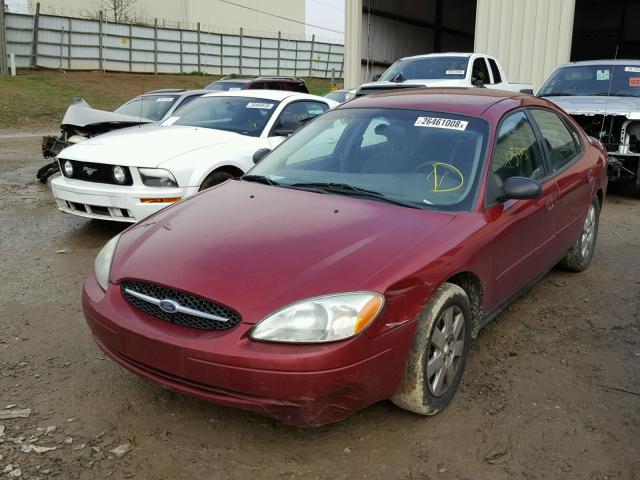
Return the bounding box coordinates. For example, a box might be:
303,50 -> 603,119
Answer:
500,176 -> 543,201
472,77 -> 484,88
519,88 -> 534,94
371,73 -> 382,82
252,148 -> 271,164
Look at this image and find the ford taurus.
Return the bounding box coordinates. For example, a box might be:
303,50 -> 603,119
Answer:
82,88 -> 607,426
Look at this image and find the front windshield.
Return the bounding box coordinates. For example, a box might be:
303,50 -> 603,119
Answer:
165,96 -> 280,137
249,108 -> 489,211
205,81 -> 247,91
379,56 -> 469,82
114,95 -> 179,121
538,64 -> 640,97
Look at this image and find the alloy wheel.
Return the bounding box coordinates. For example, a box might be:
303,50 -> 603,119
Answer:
581,204 -> 596,259
426,305 -> 466,397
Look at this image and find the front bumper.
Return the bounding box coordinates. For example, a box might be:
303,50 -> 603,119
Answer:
82,274 -> 417,426
50,175 -> 194,223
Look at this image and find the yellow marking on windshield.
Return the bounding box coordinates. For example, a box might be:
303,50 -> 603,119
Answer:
427,162 -> 464,192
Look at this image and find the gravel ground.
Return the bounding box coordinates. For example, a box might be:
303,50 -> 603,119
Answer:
0,134 -> 639,480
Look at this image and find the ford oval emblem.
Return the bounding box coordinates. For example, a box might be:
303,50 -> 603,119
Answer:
158,299 -> 179,314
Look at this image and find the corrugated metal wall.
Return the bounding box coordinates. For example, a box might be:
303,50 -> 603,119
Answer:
4,12 -> 344,77
474,0 -> 576,89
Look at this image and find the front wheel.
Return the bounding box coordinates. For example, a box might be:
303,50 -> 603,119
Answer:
559,197 -> 600,272
392,282 -> 471,416
199,171 -> 235,191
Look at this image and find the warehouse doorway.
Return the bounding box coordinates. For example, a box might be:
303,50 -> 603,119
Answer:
360,0 -> 477,81
571,0 -> 640,60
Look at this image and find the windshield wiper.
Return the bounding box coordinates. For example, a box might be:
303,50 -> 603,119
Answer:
592,92 -> 639,97
540,92 -> 576,97
391,72 -> 406,83
289,182 -> 421,209
242,174 -> 280,186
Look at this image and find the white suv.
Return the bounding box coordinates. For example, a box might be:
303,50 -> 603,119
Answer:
51,90 -> 337,222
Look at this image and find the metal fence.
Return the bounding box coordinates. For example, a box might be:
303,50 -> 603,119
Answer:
3,9 -> 345,78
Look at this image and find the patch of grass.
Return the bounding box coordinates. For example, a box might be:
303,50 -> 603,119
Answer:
0,70 -> 336,131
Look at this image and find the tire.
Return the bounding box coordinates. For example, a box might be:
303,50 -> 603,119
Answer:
199,171 -> 235,191
559,196 -> 600,272
392,282 -> 472,416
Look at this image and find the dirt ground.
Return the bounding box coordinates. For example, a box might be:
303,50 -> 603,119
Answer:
0,134 -> 639,480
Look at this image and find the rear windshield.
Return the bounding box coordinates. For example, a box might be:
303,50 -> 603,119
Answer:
538,64 -> 640,97
114,95 -> 179,121
204,81 -> 247,91
163,96 -> 280,137
379,56 -> 469,82
250,108 -> 489,211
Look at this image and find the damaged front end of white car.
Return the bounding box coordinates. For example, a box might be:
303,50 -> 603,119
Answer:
539,60 -> 640,195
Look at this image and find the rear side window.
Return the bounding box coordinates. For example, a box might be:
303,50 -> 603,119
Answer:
491,111 -> 545,187
529,109 -> 580,172
488,58 -> 502,84
266,81 -> 283,90
290,82 -> 309,93
249,81 -> 267,89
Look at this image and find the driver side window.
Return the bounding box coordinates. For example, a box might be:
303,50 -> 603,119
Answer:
491,111 -> 545,187
472,58 -> 490,84
273,101 -> 329,135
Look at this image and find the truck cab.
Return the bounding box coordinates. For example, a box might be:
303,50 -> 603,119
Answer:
355,52 -> 533,96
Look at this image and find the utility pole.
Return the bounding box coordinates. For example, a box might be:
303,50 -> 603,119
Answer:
0,0 -> 8,75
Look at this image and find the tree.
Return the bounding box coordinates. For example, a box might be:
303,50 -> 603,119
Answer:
93,0 -> 138,23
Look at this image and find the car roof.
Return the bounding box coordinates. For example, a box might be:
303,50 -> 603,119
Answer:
555,59 -> 640,68
399,52 -> 473,61
201,90 -> 322,101
340,87 -> 532,117
142,89 -> 209,97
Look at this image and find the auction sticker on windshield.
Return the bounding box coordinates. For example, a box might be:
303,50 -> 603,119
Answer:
625,66 -> 640,73
446,70 -> 465,75
155,97 -> 175,102
414,117 -> 468,131
246,102 -> 275,109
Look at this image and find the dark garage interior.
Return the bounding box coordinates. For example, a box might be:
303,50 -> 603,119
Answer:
572,0 -> 640,60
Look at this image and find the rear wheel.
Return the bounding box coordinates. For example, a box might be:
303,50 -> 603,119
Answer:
392,282 -> 471,415
559,197 -> 600,272
199,171 -> 236,191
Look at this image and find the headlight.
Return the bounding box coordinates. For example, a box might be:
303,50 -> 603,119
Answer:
250,292 -> 384,343
63,160 -> 74,177
113,165 -> 127,184
139,168 -> 178,188
94,234 -> 121,291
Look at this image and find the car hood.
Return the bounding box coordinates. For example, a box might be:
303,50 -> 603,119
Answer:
543,95 -> 640,118
58,125 -> 249,167
61,98 -> 153,129
111,181 -> 457,323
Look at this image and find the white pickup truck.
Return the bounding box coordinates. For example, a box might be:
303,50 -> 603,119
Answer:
356,52 -> 533,96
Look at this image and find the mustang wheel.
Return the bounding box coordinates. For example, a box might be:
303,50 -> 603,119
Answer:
392,282 -> 471,415
559,197 -> 600,272
199,171 -> 235,191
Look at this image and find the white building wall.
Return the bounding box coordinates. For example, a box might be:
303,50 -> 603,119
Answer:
474,0 -> 575,89
26,0 -> 306,37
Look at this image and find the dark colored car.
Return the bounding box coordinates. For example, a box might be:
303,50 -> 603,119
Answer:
204,76 -> 309,93
83,88 -> 607,427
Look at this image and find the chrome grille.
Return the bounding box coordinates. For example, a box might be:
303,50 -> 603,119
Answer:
121,280 -> 241,330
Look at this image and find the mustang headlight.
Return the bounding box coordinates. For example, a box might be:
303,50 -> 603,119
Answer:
94,234 -> 121,291
250,292 -> 384,343
139,168 -> 178,188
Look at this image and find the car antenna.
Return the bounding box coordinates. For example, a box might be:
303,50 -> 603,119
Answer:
598,45 -> 618,142
138,72 -> 146,128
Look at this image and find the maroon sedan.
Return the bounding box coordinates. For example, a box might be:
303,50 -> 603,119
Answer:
83,88 -> 607,426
